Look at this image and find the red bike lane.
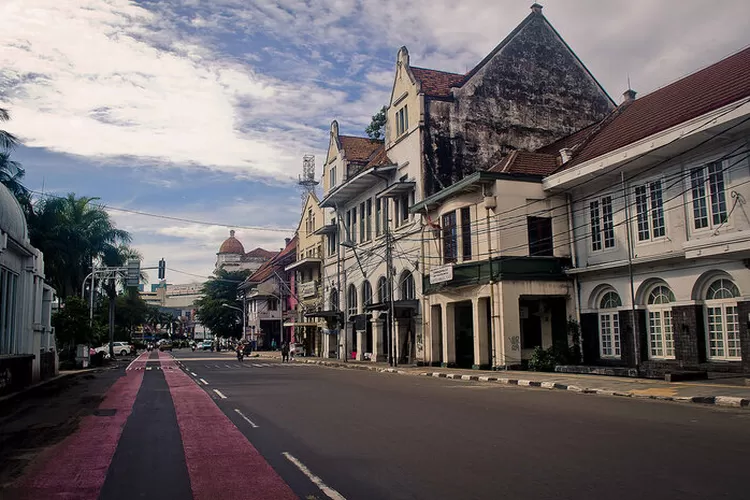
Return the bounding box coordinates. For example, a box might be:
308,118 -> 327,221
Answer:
158,351 -> 297,500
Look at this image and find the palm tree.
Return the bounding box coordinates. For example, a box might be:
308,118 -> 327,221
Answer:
0,108 -> 19,151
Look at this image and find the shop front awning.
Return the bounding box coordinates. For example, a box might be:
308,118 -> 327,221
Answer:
305,310 -> 343,319
364,300 -> 419,311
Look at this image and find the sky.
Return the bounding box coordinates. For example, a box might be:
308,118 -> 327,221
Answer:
1,0 -> 748,285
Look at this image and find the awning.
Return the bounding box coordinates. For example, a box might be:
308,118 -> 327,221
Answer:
285,257 -> 323,272
364,300 -> 419,311
313,223 -> 337,236
319,165 -> 396,208
377,181 -> 416,198
283,321 -> 321,327
305,310 -> 343,319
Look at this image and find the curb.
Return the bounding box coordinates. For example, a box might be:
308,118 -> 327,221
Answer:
0,367 -> 103,405
300,359 -> 750,410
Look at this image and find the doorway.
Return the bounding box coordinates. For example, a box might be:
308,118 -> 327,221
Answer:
454,301 -> 474,368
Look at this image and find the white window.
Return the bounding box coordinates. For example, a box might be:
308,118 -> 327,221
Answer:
375,198 -> 382,236
691,161 -> 728,230
704,278 -> 741,360
396,105 -> 409,137
647,285 -> 675,359
330,166 -> 337,188
0,267 -> 19,354
347,284 -> 358,317
634,180 -> 665,241
400,271 -> 416,300
598,291 -> 621,358
590,196 -> 615,252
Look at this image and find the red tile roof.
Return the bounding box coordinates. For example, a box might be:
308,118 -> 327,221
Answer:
242,247 -> 277,261
535,122 -> 599,155
245,237 -> 297,284
489,150 -> 559,176
339,136 -> 383,163
410,67 -> 465,98
560,46 -> 750,170
364,144 -> 393,168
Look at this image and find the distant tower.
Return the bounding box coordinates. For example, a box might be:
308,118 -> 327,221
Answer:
298,154 -> 319,204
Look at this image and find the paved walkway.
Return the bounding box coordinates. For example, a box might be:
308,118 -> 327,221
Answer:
286,355 -> 750,409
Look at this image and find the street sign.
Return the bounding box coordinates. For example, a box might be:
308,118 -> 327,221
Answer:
126,259 -> 140,287
430,264 -> 454,284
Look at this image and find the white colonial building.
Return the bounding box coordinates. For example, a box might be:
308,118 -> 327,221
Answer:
543,46 -> 750,375
0,183 -> 57,395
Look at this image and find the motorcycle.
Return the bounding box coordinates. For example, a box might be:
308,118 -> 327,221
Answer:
236,349 -> 244,362
191,345 -> 196,352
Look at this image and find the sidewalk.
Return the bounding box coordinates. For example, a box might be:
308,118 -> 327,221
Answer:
296,356 -> 750,409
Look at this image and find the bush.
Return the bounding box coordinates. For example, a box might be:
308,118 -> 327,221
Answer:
528,319 -> 583,372
528,346 -> 556,372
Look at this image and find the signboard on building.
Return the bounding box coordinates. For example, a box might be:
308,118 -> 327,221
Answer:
430,264 -> 454,284
299,280 -> 317,298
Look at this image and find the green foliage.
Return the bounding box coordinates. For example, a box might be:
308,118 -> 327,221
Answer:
195,268 -> 250,339
114,290 -> 149,338
365,106 -> 387,140
53,296 -> 94,350
528,319 -> 583,372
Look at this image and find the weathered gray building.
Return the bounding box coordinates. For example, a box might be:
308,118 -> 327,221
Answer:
420,4 -> 614,195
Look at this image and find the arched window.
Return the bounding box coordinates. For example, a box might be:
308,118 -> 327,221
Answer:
330,289 -> 338,311
347,284 -> 358,317
400,271 -> 415,300
705,278 -> 741,360
377,276 -> 389,303
647,285 -> 676,359
598,290 -> 621,358
361,280 -> 373,307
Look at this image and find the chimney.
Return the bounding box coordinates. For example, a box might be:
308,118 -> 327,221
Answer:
622,89 -> 637,103
530,3 -> 543,14
285,237 -> 291,246
229,229 -> 235,237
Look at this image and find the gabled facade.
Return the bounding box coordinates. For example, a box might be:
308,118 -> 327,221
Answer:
285,193 -> 325,356
239,237 -> 296,349
543,46 -> 750,375
388,4 -> 614,198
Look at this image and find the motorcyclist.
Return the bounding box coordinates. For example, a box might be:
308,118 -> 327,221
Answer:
236,343 -> 244,362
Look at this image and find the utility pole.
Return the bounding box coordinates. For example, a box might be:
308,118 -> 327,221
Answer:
622,172 -> 640,372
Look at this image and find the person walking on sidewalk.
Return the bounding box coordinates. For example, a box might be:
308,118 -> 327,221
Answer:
281,342 -> 289,363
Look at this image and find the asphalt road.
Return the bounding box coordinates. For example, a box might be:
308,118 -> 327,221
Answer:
173,350 -> 750,500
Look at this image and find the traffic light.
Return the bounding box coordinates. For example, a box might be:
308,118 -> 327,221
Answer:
126,259 -> 140,288
158,258 -> 166,280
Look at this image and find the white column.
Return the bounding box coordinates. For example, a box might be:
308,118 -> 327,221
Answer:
429,305 -> 442,366
371,311 -> 385,362
356,329 -> 366,360
442,302 -> 456,366
472,297 -> 490,369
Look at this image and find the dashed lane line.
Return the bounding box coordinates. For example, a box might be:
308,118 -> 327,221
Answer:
199,378 -> 209,385
282,452 -> 346,500
234,409 -> 259,428
213,389 -> 228,399
190,372 -> 198,377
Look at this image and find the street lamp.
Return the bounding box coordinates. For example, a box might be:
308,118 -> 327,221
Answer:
221,303 -> 246,343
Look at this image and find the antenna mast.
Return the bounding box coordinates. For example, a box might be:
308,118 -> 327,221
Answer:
298,154 -> 319,205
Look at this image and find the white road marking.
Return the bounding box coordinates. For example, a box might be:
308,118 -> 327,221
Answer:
234,409 -> 259,428
200,378 -> 209,385
213,389 -> 227,399
282,452 -> 345,500
190,372 -> 198,377
146,366 -> 152,371
125,352 -> 147,371
225,364 -> 233,369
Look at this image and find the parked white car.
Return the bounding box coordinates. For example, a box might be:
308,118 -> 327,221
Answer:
94,342 -> 134,357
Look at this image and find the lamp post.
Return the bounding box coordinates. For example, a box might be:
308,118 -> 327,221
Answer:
221,303 -> 245,342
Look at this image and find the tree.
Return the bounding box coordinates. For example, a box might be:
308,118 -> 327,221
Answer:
114,290 -> 149,340
195,268 -> 250,340
365,106 -> 387,140
0,108 -> 30,206
0,108 -> 19,151
52,296 -> 94,354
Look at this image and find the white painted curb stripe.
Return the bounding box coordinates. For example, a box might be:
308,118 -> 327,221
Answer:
282,452 -> 345,500
200,378 -> 209,385
213,389 -> 227,399
190,372 -> 198,377
234,409 -> 259,428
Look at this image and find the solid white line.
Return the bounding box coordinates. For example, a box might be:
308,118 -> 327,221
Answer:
213,389 -> 227,399
190,372 -> 198,377
282,452 -> 345,500
200,378 -> 209,385
234,409 -> 259,428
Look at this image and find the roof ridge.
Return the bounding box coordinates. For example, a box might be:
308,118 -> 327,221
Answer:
410,66 -> 465,77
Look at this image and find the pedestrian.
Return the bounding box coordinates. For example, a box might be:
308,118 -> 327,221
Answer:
281,342 -> 289,363
271,339 -> 277,351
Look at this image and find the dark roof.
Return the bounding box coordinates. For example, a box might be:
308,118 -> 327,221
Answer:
560,46 -> 750,170
242,247 -> 277,261
410,67 -> 465,98
364,144 -> 394,168
489,150 -> 559,176
338,136 -> 383,163
244,237 -> 297,284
